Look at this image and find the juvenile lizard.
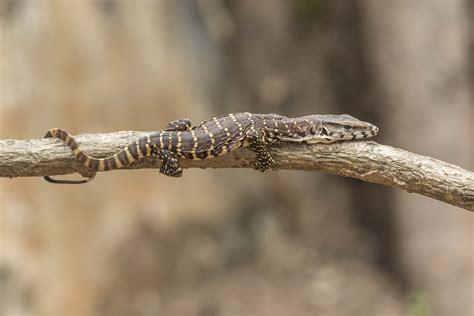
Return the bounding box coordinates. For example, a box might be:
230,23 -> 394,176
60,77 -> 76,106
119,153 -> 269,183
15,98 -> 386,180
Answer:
43,113 -> 378,183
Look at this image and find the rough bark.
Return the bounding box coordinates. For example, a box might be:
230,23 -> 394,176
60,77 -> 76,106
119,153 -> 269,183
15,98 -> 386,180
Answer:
0,131 -> 472,211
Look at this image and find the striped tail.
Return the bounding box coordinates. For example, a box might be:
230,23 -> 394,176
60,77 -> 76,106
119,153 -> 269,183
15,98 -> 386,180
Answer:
43,128 -> 153,184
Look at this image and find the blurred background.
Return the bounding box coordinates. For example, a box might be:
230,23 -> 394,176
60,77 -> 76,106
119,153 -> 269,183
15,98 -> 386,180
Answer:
0,0 -> 472,315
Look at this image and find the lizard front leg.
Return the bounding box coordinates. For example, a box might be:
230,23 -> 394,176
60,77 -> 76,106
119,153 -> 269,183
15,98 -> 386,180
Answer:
246,128 -> 275,172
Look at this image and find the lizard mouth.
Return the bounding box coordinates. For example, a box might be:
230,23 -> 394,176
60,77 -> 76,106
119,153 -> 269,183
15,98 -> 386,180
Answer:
350,128 -> 378,140
347,125 -> 379,140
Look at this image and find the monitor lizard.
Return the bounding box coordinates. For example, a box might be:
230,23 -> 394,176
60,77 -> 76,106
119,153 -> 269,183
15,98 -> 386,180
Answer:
43,113 -> 378,184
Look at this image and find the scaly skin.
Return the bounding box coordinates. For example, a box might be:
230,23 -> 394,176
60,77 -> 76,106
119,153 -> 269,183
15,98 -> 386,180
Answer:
43,112 -> 379,183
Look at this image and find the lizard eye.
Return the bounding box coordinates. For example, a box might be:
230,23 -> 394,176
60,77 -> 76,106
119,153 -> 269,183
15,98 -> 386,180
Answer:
321,126 -> 329,136
343,125 -> 352,131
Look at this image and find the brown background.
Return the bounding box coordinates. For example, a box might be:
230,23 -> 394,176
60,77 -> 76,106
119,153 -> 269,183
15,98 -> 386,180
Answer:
1,1 -> 472,315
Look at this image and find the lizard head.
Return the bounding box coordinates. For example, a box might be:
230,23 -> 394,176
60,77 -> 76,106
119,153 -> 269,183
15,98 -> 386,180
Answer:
287,114 -> 379,144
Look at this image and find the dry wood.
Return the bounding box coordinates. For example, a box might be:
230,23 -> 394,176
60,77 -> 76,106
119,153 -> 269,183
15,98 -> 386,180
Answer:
0,131 -> 472,211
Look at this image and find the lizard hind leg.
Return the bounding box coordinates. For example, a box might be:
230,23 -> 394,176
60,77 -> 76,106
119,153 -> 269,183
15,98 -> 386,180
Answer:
164,119 -> 192,132
156,148 -> 183,177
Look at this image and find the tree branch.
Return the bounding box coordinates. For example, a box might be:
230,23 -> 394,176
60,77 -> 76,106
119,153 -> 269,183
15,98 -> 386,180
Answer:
1,131 -> 472,211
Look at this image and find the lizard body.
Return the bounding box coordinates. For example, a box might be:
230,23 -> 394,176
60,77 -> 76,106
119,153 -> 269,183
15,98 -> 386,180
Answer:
43,113 -> 378,183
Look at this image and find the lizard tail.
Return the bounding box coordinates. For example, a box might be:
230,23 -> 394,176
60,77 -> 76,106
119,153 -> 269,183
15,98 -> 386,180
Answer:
43,128 -> 147,184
